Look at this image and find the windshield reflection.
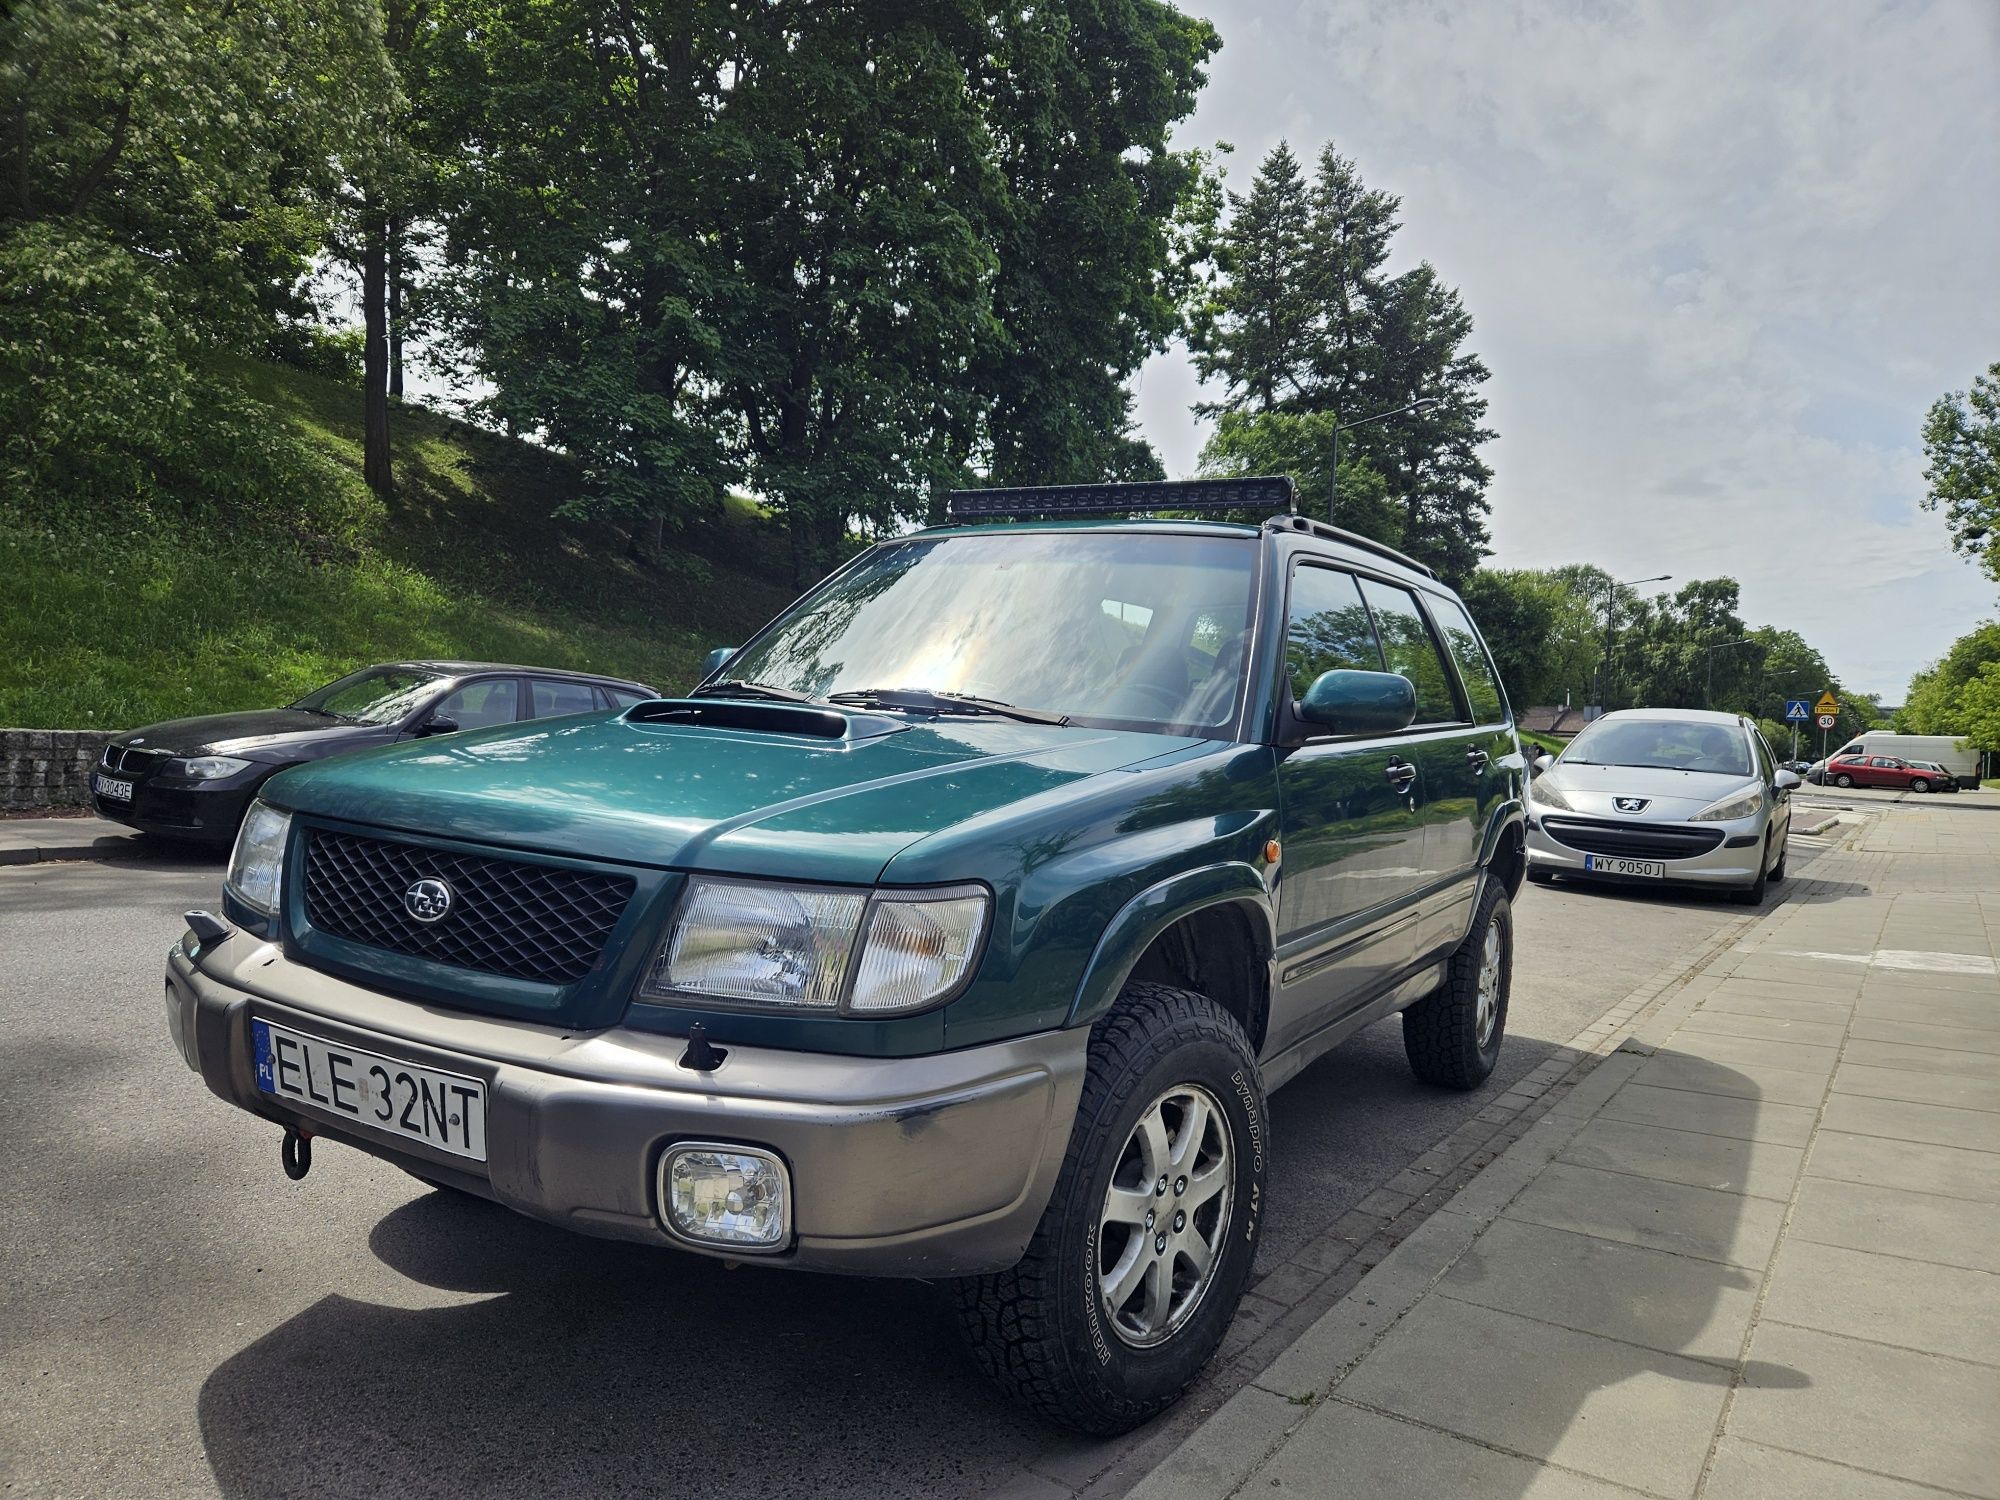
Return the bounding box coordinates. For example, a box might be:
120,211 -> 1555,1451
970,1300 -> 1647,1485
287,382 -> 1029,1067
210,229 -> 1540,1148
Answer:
1562,718 -> 1755,778
292,668 -> 444,725
723,533 -> 1260,734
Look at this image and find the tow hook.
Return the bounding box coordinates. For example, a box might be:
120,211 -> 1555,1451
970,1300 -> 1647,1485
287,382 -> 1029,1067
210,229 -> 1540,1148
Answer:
281,1124 -> 314,1181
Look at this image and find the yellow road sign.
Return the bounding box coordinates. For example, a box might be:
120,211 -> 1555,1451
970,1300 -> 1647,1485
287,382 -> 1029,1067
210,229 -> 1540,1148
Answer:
1813,691 -> 1840,716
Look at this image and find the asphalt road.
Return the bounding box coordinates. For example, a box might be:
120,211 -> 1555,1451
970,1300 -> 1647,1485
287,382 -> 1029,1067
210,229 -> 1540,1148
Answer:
1,843 -> 1824,1500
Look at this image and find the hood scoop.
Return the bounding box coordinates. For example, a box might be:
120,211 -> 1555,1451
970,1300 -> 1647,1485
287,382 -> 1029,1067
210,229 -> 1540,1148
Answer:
623,698 -> 907,742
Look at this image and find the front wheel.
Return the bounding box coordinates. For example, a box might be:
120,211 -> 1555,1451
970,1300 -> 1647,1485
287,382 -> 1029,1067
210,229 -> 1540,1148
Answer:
1733,836 -> 1771,905
1403,884 -> 1512,1090
955,983 -> 1267,1436
1910,778 -> 1931,794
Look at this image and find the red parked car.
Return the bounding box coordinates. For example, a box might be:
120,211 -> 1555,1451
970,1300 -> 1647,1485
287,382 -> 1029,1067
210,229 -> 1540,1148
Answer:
1824,753 -> 1946,793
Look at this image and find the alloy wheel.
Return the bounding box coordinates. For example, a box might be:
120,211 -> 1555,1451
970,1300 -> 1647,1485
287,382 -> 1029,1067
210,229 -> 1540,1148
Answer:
1475,916 -> 1503,1050
1096,1083 -> 1233,1348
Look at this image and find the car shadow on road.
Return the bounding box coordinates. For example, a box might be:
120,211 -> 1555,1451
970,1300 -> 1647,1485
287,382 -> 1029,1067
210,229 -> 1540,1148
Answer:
194,1192 -> 1047,1499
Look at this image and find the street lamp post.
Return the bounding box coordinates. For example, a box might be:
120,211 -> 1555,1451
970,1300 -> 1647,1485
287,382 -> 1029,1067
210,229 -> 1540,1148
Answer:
1598,574 -> 1672,711
1330,396 -> 1439,522
1701,636 -> 1755,710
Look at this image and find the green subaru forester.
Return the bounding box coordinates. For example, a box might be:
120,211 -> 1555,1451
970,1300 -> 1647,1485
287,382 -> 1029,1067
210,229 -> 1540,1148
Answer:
166,477 -> 1526,1434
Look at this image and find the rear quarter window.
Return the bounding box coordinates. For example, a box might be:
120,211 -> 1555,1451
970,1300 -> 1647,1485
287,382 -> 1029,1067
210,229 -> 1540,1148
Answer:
1425,594 -> 1506,725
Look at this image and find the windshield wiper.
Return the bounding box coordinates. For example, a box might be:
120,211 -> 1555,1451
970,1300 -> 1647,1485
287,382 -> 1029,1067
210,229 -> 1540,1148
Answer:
690,679 -> 825,705
827,687 -> 1069,726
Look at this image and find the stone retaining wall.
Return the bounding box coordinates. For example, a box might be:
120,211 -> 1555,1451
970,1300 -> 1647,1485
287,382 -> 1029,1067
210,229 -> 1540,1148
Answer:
1,729 -> 115,809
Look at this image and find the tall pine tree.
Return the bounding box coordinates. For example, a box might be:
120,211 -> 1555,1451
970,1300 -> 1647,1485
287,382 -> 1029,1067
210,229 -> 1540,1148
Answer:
1195,141 -> 1495,583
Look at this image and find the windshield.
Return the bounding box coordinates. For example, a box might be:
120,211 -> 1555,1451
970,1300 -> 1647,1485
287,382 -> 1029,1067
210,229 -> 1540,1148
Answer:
1560,718 -> 1754,778
722,532 -> 1260,733
291,666 -> 444,725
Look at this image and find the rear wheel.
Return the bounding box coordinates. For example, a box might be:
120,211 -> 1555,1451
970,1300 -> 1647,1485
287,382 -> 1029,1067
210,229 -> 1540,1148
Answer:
1834,774 -> 1853,788
1403,883 -> 1511,1090
955,984 -> 1267,1436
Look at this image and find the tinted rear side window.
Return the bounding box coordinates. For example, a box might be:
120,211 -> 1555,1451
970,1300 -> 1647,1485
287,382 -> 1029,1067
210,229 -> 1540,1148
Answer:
1357,578 -> 1460,724
1426,594 -> 1506,725
1284,566 -> 1383,699
435,678 -> 520,730
531,679 -> 599,718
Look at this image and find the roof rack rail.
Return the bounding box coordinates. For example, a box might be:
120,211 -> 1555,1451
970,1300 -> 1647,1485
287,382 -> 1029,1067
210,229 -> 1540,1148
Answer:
946,476 -> 1295,521
1262,514 -> 1437,578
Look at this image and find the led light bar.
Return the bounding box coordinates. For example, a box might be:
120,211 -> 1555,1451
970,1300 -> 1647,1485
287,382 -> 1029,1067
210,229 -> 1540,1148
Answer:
945,476 -> 1296,521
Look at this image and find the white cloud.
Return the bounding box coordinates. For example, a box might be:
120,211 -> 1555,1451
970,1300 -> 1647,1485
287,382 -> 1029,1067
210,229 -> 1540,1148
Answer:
1137,0 -> 2000,697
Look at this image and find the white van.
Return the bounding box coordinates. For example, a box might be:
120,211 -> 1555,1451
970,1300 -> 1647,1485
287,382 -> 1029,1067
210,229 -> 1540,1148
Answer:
1828,735 -> 1981,789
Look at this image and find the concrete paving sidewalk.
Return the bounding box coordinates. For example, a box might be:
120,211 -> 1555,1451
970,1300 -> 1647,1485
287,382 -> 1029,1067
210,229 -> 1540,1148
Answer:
0,813 -> 156,864
1135,805 -> 2000,1500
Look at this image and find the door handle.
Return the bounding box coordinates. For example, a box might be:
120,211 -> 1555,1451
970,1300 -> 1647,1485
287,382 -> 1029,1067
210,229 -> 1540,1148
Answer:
1466,747 -> 1489,773
1384,759 -> 1417,789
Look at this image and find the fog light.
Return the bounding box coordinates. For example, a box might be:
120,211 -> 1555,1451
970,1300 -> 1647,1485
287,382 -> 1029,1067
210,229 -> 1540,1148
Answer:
659,1144 -> 789,1250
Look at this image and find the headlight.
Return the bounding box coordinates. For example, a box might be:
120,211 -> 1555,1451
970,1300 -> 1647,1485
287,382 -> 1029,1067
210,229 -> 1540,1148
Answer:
641,877 -> 990,1015
1691,786 -> 1765,822
226,801 -> 292,915
167,755 -> 253,780
1529,774 -> 1574,812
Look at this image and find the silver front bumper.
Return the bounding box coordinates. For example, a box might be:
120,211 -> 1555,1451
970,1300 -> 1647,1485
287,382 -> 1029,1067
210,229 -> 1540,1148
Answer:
1525,810 -> 1769,886
165,934 -> 1086,1276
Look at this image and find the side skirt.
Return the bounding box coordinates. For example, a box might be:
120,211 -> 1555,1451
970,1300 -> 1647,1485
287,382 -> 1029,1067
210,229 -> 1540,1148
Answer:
1259,958 -> 1449,1094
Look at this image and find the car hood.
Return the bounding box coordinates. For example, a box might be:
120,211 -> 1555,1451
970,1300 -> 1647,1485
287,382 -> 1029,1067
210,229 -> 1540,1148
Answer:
1536,762 -> 1760,820
113,708 -> 386,761
262,710 -> 1206,884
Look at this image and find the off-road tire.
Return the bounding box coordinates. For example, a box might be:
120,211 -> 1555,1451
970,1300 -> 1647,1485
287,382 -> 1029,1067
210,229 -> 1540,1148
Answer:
954,983 -> 1267,1436
1403,882 -> 1511,1090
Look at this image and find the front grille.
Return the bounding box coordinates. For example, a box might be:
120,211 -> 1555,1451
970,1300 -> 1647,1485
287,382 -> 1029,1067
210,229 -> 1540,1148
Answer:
1540,817 -> 1726,861
303,828 -> 635,985
103,745 -> 172,775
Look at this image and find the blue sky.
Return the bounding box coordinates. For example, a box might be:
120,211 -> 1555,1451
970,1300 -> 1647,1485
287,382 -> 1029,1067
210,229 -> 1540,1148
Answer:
1133,0 -> 2000,699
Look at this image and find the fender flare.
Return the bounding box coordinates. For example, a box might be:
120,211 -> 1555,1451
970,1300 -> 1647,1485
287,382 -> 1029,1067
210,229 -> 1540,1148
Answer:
1478,798 -> 1526,866
1066,862 -> 1276,1031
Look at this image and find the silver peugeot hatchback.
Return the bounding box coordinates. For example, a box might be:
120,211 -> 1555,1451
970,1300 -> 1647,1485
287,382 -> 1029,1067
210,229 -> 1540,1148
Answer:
1525,708 -> 1798,904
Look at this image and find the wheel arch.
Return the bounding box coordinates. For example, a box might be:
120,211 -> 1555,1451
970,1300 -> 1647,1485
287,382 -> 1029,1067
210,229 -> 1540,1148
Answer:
1067,865 -> 1275,1053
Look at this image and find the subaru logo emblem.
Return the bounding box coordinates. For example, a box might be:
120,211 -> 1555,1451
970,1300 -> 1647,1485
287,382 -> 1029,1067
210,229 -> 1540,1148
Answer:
404,877 -> 454,923
1613,796 -> 1649,813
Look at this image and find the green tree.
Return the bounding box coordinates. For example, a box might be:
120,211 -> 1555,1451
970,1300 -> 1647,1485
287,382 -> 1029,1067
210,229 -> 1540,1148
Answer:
1193,141 -> 1494,582
1921,362 -> 2000,582
1457,568 -> 1598,708
1197,409 -> 1401,542
1956,661 -> 2000,754
0,0 -> 392,510
972,5 -> 1218,489
1193,140 -> 1314,413
1899,622 -> 2000,734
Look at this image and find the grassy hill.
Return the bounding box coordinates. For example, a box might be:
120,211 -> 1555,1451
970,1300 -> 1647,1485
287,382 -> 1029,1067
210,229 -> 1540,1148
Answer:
1,359 -> 802,729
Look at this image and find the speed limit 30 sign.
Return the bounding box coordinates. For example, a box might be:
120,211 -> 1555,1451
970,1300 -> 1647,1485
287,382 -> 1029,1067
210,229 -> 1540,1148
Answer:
1816,713 -> 1837,729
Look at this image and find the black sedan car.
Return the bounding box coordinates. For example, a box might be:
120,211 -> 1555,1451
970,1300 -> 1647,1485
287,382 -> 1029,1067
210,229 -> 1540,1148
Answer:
90,660 -> 658,843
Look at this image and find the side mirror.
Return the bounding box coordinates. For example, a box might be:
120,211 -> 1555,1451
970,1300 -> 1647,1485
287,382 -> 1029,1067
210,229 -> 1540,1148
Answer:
702,646 -> 737,678
1774,769 -> 1802,791
417,715 -> 460,738
1531,751 -> 1555,776
1297,670 -> 1417,736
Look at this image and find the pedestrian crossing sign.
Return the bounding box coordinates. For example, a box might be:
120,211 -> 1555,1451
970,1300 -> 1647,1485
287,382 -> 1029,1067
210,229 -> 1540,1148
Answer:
1784,699 -> 1810,722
